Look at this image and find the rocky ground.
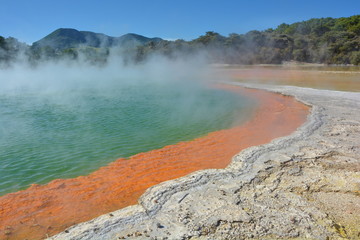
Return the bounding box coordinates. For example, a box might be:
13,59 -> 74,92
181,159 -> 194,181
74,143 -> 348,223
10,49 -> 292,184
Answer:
49,84 -> 360,240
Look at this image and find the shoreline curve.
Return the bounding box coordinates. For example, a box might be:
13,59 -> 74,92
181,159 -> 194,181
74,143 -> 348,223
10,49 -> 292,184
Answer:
50,83 -> 360,239
0,84 -> 309,240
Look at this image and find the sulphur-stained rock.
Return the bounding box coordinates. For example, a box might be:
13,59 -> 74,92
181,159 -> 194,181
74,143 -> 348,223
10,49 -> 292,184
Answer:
49,84 -> 360,240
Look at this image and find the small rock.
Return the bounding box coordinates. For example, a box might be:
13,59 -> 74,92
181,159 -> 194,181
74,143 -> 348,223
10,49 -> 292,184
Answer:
157,223 -> 164,228
288,166 -> 302,176
134,231 -> 142,237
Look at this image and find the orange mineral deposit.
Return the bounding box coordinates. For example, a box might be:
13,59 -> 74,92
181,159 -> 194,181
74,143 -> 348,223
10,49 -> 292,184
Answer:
0,85 -> 309,239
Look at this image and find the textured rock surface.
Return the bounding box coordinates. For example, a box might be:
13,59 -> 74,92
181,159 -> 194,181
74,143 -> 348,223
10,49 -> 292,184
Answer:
49,84 -> 360,240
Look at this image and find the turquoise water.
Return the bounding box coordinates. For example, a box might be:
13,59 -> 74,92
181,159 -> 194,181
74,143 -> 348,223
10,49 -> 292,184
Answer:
0,80 -> 256,196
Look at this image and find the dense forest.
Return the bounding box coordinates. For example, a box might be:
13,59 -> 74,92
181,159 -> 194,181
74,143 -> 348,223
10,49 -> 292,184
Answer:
1,15 -> 359,66
136,15 -> 360,65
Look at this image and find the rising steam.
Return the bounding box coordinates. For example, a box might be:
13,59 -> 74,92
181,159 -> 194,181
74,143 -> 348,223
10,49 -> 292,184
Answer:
0,48 -> 252,195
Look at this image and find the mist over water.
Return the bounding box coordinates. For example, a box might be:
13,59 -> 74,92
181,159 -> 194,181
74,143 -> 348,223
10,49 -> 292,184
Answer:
0,56 -> 256,195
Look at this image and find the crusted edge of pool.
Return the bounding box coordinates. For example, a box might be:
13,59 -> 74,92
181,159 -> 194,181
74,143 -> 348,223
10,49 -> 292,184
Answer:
49,83 -> 360,240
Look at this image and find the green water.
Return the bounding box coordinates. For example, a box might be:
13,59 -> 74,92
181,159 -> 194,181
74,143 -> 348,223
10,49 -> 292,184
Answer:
0,80 -> 256,196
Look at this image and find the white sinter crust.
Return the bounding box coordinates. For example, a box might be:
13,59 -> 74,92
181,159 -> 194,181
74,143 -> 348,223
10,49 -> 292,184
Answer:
49,83 -> 360,240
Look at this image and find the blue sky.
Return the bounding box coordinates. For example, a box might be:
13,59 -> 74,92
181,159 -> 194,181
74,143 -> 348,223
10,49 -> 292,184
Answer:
1,0 -> 359,44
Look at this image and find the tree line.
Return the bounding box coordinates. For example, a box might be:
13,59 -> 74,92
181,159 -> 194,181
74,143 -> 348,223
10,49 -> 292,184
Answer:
135,15 -> 360,65
1,15 -> 359,67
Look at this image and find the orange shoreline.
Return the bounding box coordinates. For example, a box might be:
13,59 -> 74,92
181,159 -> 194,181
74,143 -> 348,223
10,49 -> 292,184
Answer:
0,85 -> 309,240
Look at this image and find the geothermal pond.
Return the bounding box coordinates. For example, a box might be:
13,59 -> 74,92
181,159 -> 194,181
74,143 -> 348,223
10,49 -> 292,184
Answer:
0,79 -> 256,196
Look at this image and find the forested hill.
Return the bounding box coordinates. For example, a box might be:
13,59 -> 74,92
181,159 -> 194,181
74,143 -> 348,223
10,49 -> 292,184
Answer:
136,15 -> 360,65
0,15 -> 359,66
32,28 -> 162,51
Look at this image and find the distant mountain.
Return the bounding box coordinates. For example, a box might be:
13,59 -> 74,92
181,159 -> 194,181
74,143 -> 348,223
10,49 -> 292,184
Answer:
31,28 -> 162,50
2,15 -> 358,66
117,33 -> 162,49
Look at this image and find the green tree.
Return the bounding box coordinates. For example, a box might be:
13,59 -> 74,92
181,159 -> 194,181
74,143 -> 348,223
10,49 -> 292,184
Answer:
350,51 -> 360,65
